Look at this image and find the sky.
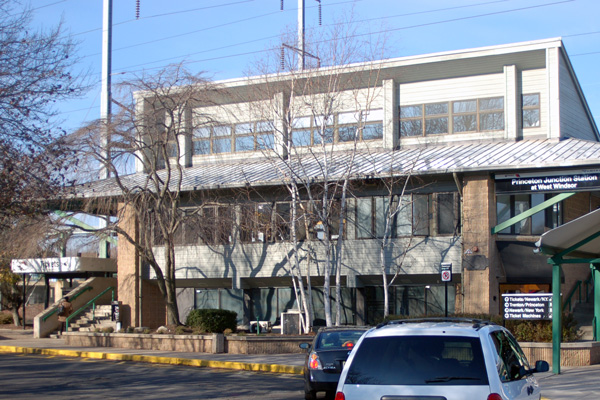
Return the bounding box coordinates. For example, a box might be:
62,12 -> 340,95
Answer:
31,0 -> 600,134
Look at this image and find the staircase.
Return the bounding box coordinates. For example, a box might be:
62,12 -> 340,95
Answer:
573,301 -> 595,341
68,305 -> 115,332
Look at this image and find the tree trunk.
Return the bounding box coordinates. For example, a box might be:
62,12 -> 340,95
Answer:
11,307 -> 22,327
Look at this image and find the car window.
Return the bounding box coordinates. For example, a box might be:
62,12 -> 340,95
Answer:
344,335 -> 489,386
490,330 -> 530,382
317,330 -> 365,350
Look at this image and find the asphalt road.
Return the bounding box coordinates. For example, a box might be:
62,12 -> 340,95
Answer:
0,352 -> 307,399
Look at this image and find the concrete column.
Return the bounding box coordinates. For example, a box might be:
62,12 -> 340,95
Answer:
546,47 -> 561,139
504,65 -> 518,141
383,79 -> 398,149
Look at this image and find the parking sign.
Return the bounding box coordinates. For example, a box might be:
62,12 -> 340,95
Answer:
441,262 -> 452,282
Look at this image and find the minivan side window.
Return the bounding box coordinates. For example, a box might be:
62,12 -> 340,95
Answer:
490,331 -> 531,382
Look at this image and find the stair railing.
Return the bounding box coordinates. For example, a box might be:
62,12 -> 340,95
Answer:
42,286 -> 93,322
66,286 -> 115,332
563,280 -> 583,313
563,272 -> 594,313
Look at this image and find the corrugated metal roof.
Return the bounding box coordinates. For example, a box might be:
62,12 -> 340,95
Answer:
70,138 -> 600,198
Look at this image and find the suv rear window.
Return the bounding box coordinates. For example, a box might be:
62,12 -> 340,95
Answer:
345,335 -> 489,386
317,330 -> 365,350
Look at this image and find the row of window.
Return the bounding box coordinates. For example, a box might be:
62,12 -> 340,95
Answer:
158,193 -> 459,247
189,110 -> 384,155
399,94 -> 540,137
400,97 -> 505,137
291,110 -> 383,147
192,121 -> 275,155
173,95 -> 541,156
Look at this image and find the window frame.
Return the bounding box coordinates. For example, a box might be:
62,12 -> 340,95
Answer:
400,97 -> 505,137
292,110 -> 383,146
522,93 -> 541,128
192,121 -> 275,155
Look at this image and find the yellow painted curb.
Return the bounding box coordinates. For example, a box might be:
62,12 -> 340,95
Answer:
0,345 -> 303,375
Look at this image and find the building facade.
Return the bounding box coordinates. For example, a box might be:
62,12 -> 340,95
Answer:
101,38 -> 600,329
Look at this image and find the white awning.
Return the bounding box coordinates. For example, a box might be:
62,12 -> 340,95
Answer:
535,208 -> 600,259
11,257 -> 117,274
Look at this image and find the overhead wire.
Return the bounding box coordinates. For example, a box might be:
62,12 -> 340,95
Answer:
55,0 -> 598,119
112,0 -> 581,75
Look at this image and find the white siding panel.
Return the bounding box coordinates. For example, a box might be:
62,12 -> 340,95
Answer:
160,236 -> 462,281
559,55 -> 597,141
398,73 -> 505,105
521,69 -> 548,139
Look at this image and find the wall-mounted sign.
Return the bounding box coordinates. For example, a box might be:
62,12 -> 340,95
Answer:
495,169 -> 600,194
502,293 -> 552,320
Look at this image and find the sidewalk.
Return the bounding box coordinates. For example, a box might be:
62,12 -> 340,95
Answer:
0,329 -> 305,375
1,329 -> 598,399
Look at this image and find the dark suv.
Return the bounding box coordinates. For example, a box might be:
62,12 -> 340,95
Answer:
299,326 -> 368,400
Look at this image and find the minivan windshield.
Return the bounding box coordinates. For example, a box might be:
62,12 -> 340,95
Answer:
345,335 -> 489,386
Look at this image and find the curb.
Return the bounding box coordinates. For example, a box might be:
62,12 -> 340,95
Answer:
0,345 -> 303,375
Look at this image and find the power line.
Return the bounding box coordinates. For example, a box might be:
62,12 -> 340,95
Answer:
72,0 -> 257,37
111,0 -> 579,75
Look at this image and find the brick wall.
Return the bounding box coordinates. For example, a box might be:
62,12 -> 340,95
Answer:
461,174 -> 501,314
117,203 -> 140,328
564,192 -> 593,223
141,280 -> 166,328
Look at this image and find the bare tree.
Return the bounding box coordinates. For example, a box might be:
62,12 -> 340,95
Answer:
242,13 -> 389,328
0,216 -> 66,325
0,1 -> 86,227
69,65 -> 219,326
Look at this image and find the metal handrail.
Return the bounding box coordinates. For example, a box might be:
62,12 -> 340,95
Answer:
42,286 -> 93,322
563,280 -> 582,313
65,286 -> 115,332
563,272 -> 594,312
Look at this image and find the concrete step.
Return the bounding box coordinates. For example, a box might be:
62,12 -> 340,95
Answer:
578,325 -> 594,341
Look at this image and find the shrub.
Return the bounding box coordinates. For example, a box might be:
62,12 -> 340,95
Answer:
185,309 -> 237,333
0,312 -> 13,325
377,313 -> 580,342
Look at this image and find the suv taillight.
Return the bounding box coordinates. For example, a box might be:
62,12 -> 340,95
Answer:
487,394 -> 503,400
308,352 -> 322,369
334,392 -> 345,400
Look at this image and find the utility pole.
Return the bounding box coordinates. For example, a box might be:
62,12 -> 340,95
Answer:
99,0 -> 112,259
298,0 -> 305,70
100,0 -> 112,180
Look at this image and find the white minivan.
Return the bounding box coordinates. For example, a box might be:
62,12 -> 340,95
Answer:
335,318 -> 549,400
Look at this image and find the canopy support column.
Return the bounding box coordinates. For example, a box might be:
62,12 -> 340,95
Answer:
593,263 -> 600,342
551,260 -> 562,374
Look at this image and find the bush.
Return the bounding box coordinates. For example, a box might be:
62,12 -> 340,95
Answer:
378,313 -> 580,342
0,312 -> 13,325
185,309 -> 237,333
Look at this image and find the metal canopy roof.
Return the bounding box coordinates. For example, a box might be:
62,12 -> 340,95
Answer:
535,208 -> 600,260
69,138 -> 600,199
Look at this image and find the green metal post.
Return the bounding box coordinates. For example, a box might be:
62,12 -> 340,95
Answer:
593,264 -> 600,342
552,261 -> 562,374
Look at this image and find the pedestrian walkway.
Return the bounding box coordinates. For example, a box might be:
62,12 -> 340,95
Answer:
0,329 -> 305,375
1,329 -> 598,399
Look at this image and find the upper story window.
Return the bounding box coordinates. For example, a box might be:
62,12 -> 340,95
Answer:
400,97 -> 504,137
291,109 -> 383,147
192,122 -> 274,155
522,93 -> 540,128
